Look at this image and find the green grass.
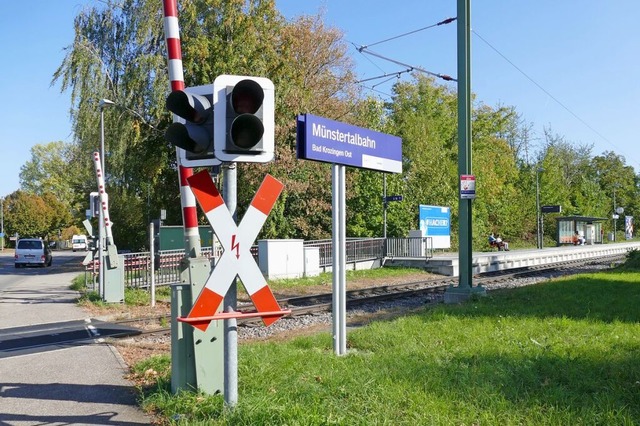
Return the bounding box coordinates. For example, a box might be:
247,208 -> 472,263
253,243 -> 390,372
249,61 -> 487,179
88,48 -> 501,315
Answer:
71,273 -> 172,306
264,266 -> 430,292
70,274 -> 87,292
136,268 -> 640,425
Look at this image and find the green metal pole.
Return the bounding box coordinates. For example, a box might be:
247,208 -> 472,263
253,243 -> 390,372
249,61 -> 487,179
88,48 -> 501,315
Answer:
445,0 -> 485,302
457,0 -> 472,289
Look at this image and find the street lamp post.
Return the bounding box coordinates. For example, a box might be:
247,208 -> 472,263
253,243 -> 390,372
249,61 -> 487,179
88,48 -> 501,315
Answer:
99,99 -> 115,172
613,186 -> 617,242
98,99 -> 115,298
1,197 -> 4,251
535,167 -> 544,249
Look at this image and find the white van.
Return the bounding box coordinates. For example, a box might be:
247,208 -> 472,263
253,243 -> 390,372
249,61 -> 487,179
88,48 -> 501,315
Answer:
15,238 -> 53,268
72,235 -> 88,252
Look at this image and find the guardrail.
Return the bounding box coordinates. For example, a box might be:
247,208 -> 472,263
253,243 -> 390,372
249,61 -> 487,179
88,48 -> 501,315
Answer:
385,237 -> 433,259
303,238 -> 386,267
85,237 -> 431,289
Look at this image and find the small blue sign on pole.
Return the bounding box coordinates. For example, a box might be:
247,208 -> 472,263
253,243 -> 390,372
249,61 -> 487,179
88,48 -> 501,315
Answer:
297,114 -> 402,173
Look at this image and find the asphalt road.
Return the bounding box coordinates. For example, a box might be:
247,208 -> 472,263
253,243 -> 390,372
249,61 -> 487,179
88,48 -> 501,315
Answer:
0,249 -> 151,425
0,249 -> 87,291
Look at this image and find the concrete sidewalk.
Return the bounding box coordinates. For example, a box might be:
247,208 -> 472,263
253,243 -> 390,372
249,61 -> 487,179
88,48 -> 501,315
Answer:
0,256 -> 150,425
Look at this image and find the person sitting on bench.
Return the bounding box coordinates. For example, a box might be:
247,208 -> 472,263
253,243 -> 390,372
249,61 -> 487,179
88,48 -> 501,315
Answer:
496,234 -> 509,251
489,233 -> 503,250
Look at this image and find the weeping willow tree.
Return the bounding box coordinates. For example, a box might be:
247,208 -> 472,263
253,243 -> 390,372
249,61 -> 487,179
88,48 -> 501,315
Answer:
53,0 -> 176,249
53,0 -> 365,248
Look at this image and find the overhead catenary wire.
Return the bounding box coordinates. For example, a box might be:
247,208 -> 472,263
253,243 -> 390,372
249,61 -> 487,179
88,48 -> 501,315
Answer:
372,75 -> 402,89
356,68 -> 413,84
354,16 -> 457,86
357,84 -> 394,99
359,17 -> 456,50
357,47 -> 456,82
349,14 -> 635,169
472,29 -> 637,167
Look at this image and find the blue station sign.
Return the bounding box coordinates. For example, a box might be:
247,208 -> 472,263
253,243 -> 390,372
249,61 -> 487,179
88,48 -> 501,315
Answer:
297,114 -> 402,173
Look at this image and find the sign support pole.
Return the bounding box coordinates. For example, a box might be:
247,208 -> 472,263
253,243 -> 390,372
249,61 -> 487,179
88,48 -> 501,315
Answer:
149,222 -> 156,307
222,163 -> 238,408
296,113 -> 403,354
339,165 -> 347,355
332,164 -> 347,355
383,174 -> 388,239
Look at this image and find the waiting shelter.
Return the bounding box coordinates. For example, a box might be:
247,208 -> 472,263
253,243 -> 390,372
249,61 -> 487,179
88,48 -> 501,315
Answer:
556,216 -> 606,245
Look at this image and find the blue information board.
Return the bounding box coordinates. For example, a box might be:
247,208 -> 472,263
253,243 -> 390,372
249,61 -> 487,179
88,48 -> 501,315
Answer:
419,205 -> 451,249
297,114 -> 402,173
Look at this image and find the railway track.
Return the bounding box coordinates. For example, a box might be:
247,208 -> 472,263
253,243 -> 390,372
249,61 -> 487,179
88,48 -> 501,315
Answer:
1,254 -> 625,358
109,253 -> 626,336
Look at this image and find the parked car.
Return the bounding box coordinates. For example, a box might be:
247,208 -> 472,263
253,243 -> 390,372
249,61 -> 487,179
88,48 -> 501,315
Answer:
15,238 -> 53,268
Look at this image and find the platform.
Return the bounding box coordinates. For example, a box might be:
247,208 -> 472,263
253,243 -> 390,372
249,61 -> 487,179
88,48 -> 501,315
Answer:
384,241 -> 640,277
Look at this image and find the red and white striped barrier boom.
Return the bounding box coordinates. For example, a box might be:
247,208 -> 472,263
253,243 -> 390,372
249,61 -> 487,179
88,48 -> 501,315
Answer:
162,0 -> 201,257
93,152 -> 114,245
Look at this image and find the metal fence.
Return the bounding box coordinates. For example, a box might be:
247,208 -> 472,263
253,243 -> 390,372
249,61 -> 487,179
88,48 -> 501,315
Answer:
85,237 -> 430,289
302,238 -> 387,267
385,237 -> 433,259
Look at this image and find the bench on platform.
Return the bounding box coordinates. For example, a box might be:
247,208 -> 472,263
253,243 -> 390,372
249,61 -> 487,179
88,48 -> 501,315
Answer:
489,240 -> 505,251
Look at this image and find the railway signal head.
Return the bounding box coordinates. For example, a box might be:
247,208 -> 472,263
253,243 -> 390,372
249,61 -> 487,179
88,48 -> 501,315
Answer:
89,192 -> 100,218
165,85 -> 220,167
213,75 -> 275,163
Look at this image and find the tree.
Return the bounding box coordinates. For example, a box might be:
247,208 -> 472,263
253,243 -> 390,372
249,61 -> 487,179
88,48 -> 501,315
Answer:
237,11 -> 361,240
471,104 -> 523,244
19,141 -> 85,217
4,191 -> 51,240
41,193 -> 74,238
591,151 -> 638,235
20,142 -> 74,200
533,128 -> 604,241
345,97 -> 388,237
384,75 -> 459,241
53,0 -> 176,249
53,1 -> 362,245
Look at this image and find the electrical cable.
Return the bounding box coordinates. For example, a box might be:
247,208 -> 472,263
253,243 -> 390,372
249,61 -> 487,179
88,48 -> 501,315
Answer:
356,68 -> 413,84
472,29 -> 637,166
359,17 -> 456,50
358,47 -> 456,82
372,75 -> 401,89
358,84 -> 393,98
352,16 -> 457,90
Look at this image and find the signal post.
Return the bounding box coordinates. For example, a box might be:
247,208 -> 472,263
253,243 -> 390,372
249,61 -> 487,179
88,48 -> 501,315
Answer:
164,75 -> 279,407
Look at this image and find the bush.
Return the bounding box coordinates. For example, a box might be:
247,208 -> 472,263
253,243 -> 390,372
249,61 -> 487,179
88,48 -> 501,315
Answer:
622,249 -> 640,270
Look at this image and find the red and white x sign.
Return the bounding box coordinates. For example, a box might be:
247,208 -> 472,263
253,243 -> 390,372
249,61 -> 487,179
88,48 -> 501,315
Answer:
185,170 -> 284,331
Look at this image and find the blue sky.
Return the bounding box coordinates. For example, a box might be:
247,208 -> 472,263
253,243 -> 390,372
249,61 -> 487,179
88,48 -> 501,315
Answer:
1,1 -> 638,198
